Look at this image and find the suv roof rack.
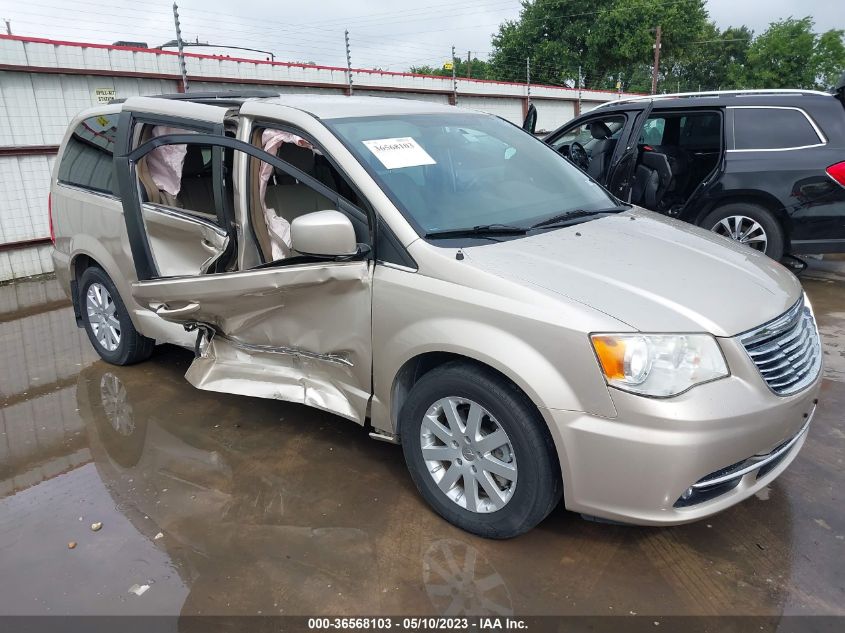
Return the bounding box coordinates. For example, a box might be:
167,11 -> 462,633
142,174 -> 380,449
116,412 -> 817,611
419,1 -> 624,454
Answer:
109,90 -> 280,105
594,88 -> 832,109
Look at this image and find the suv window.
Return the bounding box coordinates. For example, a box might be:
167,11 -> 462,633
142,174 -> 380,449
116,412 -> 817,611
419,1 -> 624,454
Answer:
638,112 -> 721,150
640,117 -> 665,145
57,114 -> 118,195
552,115 -> 625,152
679,113 -> 721,149
733,107 -> 822,150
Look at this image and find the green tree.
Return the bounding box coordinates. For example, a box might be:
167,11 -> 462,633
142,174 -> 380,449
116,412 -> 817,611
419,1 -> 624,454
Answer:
662,23 -> 752,91
409,56 -> 492,79
745,17 -> 845,90
745,17 -> 818,88
814,29 -> 845,90
488,0 -> 709,91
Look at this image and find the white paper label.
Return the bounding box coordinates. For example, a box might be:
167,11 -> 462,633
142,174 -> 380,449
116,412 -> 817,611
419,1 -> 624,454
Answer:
362,137 -> 436,169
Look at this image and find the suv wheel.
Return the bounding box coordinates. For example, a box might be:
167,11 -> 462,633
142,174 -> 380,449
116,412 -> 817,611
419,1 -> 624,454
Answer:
701,203 -> 785,260
401,362 -> 561,538
79,266 -> 155,365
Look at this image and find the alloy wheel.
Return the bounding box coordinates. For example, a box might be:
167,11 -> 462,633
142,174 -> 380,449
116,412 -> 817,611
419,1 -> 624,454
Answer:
86,282 -> 121,352
419,397 -> 517,513
711,215 -> 768,252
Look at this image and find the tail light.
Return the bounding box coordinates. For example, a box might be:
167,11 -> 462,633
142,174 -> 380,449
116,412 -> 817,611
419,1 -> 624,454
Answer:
826,161 -> 845,187
48,192 -> 55,244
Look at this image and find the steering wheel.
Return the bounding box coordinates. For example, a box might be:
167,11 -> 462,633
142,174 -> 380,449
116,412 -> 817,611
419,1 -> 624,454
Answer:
568,141 -> 590,170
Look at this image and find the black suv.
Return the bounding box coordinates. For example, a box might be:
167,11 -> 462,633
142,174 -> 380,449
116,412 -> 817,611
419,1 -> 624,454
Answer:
530,88 -> 845,260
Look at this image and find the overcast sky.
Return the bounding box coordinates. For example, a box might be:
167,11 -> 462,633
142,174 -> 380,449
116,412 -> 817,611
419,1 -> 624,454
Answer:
0,0 -> 842,70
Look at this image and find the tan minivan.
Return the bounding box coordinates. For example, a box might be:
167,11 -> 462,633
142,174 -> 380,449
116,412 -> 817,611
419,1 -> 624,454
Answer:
50,93 -> 822,538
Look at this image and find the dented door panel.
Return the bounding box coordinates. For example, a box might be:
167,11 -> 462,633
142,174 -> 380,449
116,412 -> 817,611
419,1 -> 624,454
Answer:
131,260 -> 373,423
141,204 -> 228,277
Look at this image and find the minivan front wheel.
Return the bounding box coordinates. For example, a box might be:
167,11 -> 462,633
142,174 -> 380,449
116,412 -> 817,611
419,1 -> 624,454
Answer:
79,266 -> 154,365
702,203 -> 785,260
401,362 -> 561,538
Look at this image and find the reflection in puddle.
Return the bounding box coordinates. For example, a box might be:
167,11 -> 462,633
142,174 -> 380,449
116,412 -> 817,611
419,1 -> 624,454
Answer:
100,372 -> 135,436
2,271 -> 845,616
423,539 -> 512,616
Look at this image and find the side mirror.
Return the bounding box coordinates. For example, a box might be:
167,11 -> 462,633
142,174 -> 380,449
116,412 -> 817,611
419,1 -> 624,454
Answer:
291,210 -> 358,257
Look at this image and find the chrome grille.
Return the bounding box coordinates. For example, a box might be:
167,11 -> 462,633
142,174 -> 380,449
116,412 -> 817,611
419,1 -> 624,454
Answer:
740,297 -> 822,396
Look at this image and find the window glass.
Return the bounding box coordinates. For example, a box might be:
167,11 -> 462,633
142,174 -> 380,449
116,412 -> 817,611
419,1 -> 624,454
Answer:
328,113 -> 617,235
136,126 -> 218,221
678,113 -> 721,149
639,117 -> 666,145
246,132 -> 368,262
552,116 -> 625,153
733,108 -> 820,150
57,114 -> 118,194
256,128 -> 362,208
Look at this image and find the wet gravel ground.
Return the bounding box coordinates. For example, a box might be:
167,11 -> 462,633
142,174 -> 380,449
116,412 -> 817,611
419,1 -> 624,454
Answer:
0,259 -> 843,617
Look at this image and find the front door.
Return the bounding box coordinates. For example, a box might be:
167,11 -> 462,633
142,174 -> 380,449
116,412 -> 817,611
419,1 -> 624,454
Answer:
605,103 -> 654,201
115,101 -> 373,423
115,97 -> 233,279
546,111 -> 631,190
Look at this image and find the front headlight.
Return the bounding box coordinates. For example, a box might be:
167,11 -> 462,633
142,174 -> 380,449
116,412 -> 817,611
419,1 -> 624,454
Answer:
590,333 -> 729,397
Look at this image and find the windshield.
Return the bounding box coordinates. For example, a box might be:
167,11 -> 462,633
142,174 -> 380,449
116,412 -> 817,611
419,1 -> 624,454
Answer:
326,113 -> 618,236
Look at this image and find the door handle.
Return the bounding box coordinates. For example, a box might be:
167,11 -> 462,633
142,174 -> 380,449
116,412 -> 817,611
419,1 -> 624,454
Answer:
201,239 -> 219,253
155,302 -> 200,319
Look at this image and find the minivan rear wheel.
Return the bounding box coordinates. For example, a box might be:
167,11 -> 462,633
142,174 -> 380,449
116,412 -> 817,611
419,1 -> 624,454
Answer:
701,203 -> 785,260
400,362 -> 561,538
79,266 -> 154,365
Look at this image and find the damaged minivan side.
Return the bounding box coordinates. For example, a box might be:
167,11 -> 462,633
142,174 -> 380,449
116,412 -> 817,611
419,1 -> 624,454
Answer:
52,93 -> 822,538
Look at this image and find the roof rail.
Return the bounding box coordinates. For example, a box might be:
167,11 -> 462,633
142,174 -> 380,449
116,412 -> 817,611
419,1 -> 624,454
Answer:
593,88 -> 832,109
109,90 -> 280,105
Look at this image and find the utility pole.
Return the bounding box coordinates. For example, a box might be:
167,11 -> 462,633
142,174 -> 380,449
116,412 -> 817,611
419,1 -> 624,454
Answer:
466,50 -> 471,79
651,25 -> 662,95
4,19 -> 11,35
172,4 -> 189,93
451,45 -> 457,105
577,64 -> 583,115
526,56 -> 531,105
344,30 -> 353,96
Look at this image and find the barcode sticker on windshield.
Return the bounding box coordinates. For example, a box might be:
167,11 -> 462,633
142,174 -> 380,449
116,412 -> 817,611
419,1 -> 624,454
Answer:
362,137 -> 436,169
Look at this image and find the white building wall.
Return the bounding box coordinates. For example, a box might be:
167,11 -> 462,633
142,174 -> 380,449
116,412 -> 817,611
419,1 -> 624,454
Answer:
534,99 -> 576,134
458,96 -> 524,124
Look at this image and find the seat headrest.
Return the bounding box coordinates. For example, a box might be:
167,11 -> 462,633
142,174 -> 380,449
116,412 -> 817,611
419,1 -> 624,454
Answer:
589,121 -> 613,140
182,146 -> 207,177
277,143 -> 316,175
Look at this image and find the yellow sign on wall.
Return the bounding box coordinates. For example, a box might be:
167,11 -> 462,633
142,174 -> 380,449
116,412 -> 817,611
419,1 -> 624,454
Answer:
442,62 -> 453,71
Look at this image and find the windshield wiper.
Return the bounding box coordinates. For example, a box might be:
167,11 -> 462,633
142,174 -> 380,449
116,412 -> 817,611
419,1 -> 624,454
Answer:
425,224 -> 528,239
528,206 -> 630,230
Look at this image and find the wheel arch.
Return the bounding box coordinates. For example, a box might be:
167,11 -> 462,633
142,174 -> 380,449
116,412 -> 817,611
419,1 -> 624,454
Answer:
69,242 -> 143,331
691,191 -> 792,241
390,351 -> 554,446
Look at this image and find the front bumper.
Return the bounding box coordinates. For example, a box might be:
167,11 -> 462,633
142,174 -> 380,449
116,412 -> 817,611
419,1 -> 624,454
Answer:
541,340 -> 822,525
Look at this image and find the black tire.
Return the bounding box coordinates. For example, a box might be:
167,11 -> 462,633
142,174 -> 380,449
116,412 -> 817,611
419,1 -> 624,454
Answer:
400,362 -> 562,539
78,266 -> 155,365
701,202 -> 785,260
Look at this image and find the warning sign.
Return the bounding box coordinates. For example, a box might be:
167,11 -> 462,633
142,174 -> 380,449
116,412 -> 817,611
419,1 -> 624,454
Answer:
94,88 -> 116,104
362,137 -> 436,170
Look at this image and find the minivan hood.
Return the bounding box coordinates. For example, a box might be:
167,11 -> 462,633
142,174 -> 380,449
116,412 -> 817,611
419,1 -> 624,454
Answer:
462,209 -> 801,337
